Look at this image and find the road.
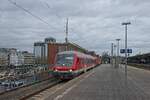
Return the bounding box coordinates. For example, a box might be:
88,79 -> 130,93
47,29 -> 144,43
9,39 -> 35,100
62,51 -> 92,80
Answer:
29,64 -> 150,100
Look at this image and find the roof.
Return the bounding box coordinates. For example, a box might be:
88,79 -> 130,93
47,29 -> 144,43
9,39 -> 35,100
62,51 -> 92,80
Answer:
57,51 -> 96,59
67,42 -> 87,52
129,53 -> 150,58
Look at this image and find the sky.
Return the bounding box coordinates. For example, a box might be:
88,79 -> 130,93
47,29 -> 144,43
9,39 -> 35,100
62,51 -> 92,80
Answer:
0,0 -> 150,56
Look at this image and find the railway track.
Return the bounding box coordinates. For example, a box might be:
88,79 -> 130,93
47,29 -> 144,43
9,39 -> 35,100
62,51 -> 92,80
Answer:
0,65 -> 99,100
0,78 -> 62,100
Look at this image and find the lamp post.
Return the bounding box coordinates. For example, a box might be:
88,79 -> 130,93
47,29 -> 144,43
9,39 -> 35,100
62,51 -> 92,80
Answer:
111,43 -> 114,66
114,44 -> 117,68
116,39 -> 121,68
121,22 -> 131,78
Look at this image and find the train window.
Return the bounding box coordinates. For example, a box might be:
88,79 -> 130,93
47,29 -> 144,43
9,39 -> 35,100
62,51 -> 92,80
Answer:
55,54 -> 74,67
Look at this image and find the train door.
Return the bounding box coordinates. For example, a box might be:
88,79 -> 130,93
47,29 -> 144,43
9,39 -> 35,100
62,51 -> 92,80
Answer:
76,57 -> 80,70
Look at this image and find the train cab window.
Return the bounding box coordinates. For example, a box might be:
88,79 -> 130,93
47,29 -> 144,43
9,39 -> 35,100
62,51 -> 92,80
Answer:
55,54 -> 74,67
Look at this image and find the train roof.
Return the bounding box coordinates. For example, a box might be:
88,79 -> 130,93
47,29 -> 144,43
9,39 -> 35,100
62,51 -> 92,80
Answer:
57,51 -> 96,59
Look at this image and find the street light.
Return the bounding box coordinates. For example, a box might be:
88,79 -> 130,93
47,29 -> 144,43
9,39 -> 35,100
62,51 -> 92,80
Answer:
116,39 -> 121,68
111,43 -> 114,66
121,22 -> 131,78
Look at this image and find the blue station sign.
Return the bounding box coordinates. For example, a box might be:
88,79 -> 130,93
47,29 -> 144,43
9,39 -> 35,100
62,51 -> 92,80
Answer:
120,49 -> 132,53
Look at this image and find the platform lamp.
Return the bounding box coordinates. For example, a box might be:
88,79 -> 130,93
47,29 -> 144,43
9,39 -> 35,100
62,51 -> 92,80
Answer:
116,39 -> 121,68
121,22 -> 131,79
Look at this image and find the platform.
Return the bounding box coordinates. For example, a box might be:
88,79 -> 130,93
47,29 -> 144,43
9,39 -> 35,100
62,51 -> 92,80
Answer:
29,64 -> 150,100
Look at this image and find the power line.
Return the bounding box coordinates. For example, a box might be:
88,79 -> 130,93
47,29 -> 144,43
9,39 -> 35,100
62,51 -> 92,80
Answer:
7,0 -> 60,31
36,0 -> 51,9
32,0 -> 86,42
36,0 -> 73,39
40,0 -> 62,18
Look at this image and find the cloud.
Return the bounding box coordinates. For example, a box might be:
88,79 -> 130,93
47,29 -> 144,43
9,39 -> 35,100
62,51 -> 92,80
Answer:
0,0 -> 150,55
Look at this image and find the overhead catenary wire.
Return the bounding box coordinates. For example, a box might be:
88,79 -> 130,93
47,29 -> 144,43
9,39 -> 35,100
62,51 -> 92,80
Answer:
7,0 -> 61,32
6,0 -> 100,53
8,0 -> 92,44
36,0 -> 80,40
42,1 -> 62,18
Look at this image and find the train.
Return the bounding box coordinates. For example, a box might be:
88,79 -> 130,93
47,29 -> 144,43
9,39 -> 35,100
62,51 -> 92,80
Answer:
50,51 -> 101,79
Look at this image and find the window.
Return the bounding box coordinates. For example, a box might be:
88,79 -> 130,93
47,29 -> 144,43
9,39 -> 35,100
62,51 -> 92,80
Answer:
55,54 -> 74,67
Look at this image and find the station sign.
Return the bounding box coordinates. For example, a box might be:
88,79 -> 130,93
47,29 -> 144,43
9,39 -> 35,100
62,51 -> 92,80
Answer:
120,49 -> 132,53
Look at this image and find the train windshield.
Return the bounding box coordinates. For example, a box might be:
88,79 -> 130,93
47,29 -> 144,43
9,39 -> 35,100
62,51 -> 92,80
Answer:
55,54 -> 74,67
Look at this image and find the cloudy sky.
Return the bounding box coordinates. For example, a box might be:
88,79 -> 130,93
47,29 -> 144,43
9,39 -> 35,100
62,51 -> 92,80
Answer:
0,0 -> 150,55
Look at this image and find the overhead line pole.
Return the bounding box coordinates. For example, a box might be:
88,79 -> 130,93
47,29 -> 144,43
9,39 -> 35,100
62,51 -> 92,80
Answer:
65,18 -> 69,43
65,18 -> 69,51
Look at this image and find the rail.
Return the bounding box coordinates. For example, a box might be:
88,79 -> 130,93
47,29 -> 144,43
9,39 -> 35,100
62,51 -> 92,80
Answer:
0,78 -> 62,100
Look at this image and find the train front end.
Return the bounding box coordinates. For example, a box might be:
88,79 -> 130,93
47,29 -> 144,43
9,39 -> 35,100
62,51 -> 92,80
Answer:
52,51 -> 77,79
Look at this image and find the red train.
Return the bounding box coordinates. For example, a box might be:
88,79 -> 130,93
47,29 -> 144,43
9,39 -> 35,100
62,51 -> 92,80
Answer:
51,51 -> 101,79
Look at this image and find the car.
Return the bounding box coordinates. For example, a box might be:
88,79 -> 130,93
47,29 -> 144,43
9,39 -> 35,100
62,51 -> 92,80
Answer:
1,80 -> 11,88
13,81 -> 24,87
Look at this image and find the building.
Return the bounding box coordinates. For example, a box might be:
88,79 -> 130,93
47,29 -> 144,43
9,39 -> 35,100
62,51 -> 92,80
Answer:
22,51 -> 35,65
0,48 -> 9,66
33,37 -> 90,65
9,48 -> 18,66
128,53 -> 150,64
34,37 -> 56,64
0,52 -> 9,66
47,43 -> 66,65
45,37 -> 56,43
47,42 -> 88,65
45,37 -> 56,61
86,51 -> 95,55
0,53 -> 8,66
0,48 -> 34,66
34,42 -> 48,64
17,51 -> 24,65
34,42 -> 46,58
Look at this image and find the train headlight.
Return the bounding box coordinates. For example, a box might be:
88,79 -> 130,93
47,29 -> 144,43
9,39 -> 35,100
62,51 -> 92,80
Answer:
55,69 -> 58,72
69,69 -> 72,72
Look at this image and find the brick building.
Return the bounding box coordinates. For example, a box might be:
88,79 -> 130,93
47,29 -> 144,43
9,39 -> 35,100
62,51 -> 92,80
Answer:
47,42 -> 87,65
